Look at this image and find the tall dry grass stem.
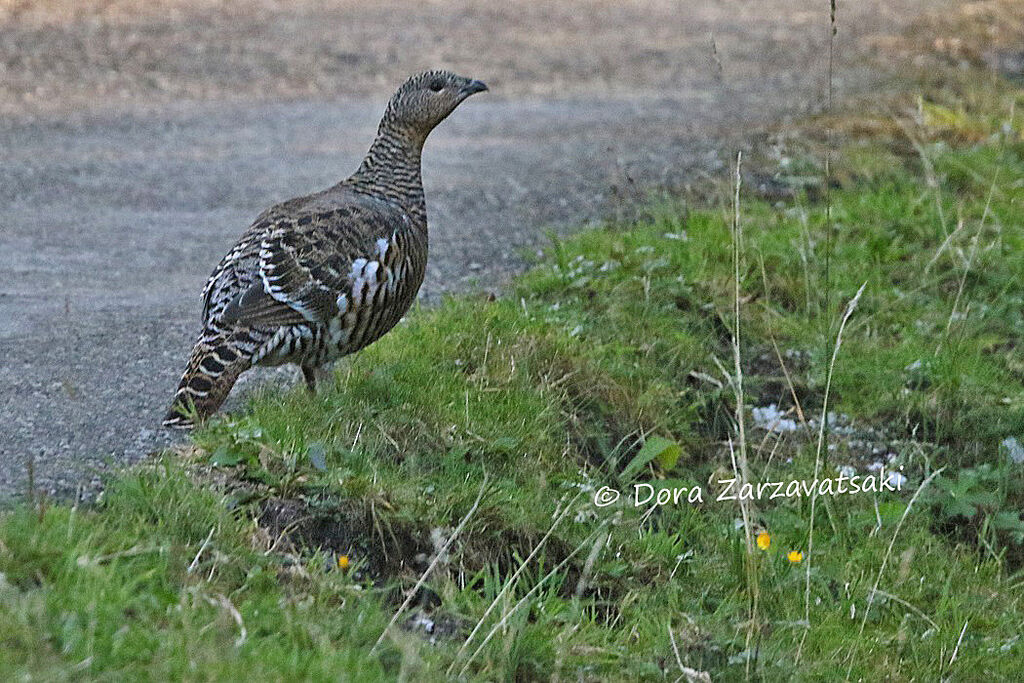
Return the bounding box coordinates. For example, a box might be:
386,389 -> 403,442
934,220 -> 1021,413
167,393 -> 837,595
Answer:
371,473 -> 489,655
454,523 -> 611,678
721,150 -> 760,677
796,281 -> 866,661
844,467 -> 945,680
449,489 -> 584,670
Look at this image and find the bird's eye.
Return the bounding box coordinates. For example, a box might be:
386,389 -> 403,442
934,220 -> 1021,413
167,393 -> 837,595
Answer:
428,79 -> 445,92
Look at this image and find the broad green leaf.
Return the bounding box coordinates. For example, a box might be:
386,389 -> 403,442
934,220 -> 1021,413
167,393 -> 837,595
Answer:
492,437 -> 519,453
308,443 -> 328,471
621,436 -> 682,481
992,511 -> 1024,534
210,446 -> 243,467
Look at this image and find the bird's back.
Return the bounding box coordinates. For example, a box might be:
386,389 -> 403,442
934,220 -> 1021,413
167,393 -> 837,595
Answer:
208,183 -> 427,363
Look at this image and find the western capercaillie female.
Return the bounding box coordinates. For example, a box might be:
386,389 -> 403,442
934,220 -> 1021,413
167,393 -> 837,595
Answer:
165,70 -> 488,427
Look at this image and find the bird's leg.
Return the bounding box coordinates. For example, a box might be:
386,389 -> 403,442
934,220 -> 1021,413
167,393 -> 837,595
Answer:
302,365 -> 332,394
302,365 -> 319,394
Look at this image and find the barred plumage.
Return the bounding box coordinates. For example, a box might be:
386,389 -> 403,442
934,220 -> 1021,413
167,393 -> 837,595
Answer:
164,70 -> 488,427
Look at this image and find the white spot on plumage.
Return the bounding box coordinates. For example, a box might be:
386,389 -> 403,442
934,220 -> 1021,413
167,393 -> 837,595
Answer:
376,237 -> 390,260
349,256 -> 384,305
350,258 -> 369,302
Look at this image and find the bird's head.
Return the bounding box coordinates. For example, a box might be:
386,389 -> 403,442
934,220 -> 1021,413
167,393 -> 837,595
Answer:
382,70 -> 488,142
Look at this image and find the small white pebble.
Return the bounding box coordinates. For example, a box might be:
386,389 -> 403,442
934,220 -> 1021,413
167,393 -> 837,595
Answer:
885,471 -> 908,489
751,404 -> 798,433
1003,437 -> 1024,465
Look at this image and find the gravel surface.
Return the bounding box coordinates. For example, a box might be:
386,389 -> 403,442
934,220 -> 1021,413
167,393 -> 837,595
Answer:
0,0 -> 942,498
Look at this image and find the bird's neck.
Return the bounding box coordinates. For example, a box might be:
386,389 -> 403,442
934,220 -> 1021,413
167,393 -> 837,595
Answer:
349,120 -> 427,222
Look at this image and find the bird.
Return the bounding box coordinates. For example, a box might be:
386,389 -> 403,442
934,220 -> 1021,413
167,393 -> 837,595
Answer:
164,69 -> 488,427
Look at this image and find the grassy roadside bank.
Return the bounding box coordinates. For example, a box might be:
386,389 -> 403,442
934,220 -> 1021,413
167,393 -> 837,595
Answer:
4,41 -> 1024,683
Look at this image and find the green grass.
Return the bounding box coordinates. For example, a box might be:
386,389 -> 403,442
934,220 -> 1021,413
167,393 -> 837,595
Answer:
3,80 -> 1024,680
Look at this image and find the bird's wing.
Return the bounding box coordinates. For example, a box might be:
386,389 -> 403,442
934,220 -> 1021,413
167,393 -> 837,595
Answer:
216,194 -> 415,329
200,217 -> 268,325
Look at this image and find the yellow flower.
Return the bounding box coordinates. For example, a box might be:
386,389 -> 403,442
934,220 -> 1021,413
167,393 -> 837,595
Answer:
337,554 -> 350,570
787,550 -> 803,563
756,532 -> 770,550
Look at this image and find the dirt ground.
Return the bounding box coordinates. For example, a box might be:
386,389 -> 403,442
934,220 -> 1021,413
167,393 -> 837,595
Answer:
0,0 -> 957,497
0,0 -> 938,113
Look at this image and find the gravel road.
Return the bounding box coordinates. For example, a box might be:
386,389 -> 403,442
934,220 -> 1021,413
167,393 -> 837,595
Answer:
0,0 -> 940,498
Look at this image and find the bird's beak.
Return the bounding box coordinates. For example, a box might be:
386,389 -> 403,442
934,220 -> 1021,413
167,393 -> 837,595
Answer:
459,79 -> 489,98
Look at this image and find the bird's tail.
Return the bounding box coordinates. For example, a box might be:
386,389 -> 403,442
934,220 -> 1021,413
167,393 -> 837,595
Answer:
163,334 -> 251,428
